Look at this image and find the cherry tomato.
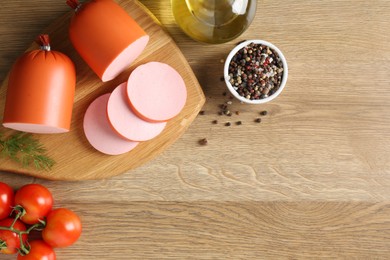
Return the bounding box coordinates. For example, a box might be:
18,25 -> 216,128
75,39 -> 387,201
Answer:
42,208 -> 81,248
14,184 -> 53,224
17,240 -> 56,260
0,218 -> 27,254
0,182 -> 14,220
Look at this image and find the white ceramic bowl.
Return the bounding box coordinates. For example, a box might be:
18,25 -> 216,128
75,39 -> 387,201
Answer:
224,39 -> 288,104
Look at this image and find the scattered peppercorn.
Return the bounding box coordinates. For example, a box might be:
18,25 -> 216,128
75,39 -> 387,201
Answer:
255,118 -> 262,123
199,110 -> 205,115
225,122 -> 231,126
220,76 -> 225,82
235,111 -> 240,115
212,120 -> 218,124
199,138 -> 208,145
260,110 -> 268,116
222,91 -> 227,96
236,121 -> 242,125
218,101 -> 235,117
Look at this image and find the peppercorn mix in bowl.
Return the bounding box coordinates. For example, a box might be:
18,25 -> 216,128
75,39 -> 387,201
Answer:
224,40 -> 288,104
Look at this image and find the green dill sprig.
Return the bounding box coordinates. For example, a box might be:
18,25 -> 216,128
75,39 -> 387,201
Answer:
0,131 -> 55,171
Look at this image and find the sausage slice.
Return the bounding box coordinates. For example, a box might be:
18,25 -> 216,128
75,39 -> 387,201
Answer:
107,82 -> 166,141
83,93 -> 139,155
126,62 -> 187,122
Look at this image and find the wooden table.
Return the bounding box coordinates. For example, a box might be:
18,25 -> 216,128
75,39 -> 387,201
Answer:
1,0 -> 390,258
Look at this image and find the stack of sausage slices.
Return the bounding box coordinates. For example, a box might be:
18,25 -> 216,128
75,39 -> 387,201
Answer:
83,62 -> 187,155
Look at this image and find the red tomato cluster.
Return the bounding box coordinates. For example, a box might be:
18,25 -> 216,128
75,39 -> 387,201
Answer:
0,182 -> 82,259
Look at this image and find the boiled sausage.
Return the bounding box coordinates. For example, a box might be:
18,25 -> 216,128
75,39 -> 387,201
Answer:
107,83 -> 166,142
3,35 -> 76,134
126,62 -> 187,122
83,93 -> 139,155
67,0 -> 149,82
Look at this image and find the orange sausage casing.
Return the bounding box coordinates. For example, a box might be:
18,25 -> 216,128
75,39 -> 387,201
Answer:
3,35 -> 76,134
68,0 -> 149,82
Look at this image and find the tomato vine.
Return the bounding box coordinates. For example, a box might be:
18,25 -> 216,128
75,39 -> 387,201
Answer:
0,207 -> 45,255
1,182 -> 81,259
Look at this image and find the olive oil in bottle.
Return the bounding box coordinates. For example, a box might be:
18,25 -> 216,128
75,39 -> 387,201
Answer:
171,0 -> 257,44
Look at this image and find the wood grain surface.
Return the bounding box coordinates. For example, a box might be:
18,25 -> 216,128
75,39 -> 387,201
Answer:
0,0 -> 205,180
1,0 -> 390,259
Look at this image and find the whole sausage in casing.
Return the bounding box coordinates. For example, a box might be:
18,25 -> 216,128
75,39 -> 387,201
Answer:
67,0 -> 149,82
3,35 -> 76,134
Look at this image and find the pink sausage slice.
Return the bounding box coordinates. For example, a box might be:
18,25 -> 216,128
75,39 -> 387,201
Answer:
107,82 -> 166,141
126,62 -> 187,122
83,93 -> 139,155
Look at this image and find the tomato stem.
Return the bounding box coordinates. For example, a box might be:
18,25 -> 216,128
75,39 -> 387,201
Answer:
0,206 -> 46,256
25,222 -> 45,234
18,234 -> 29,256
0,239 -> 6,250
0,223 -> 28,255
10,210 -> 23,228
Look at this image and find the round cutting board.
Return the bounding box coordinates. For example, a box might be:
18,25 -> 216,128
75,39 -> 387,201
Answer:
0,0 -> 205,180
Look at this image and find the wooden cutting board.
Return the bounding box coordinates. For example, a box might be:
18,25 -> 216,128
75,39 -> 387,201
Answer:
0,0 -> 205,180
